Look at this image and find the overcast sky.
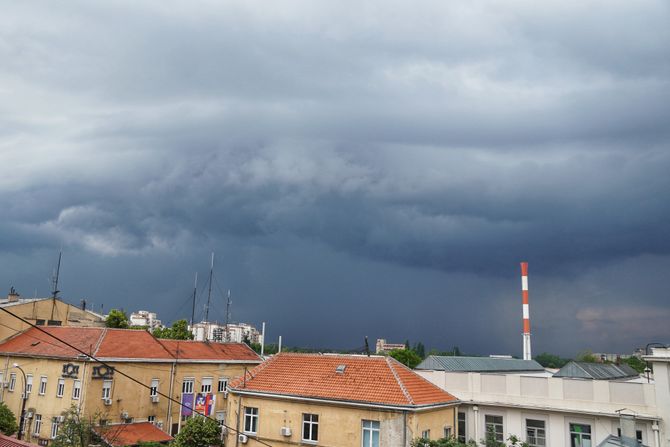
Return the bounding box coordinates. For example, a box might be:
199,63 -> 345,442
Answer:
1,1 -> 669,357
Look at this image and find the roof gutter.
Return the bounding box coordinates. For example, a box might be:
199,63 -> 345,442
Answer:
228,388 -> 460,412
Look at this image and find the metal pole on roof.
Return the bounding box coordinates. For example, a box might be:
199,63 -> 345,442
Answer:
190,272 -> 198,327
260,322 -> 265,357
520,262 -> 532,361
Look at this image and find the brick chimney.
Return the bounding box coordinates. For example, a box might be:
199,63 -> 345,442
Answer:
7,287 -> 20,303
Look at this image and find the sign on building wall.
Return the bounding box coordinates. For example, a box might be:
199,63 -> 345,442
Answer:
181,394 -> 194,416
194,393 -> 214,416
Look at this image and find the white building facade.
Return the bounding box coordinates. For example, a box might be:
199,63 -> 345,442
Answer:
190,321 -> 262,344
129,310 -> 161,329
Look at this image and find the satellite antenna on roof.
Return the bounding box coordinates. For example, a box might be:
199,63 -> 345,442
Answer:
204,252 -> 214,323
224,289 -> 231,342
190,272 -> 198,327
50,251 -> 62,321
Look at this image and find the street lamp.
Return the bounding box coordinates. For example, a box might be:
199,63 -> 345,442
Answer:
12,363 -> 28,440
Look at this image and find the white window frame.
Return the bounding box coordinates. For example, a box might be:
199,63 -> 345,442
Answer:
148,415 -> 156,424
72,380 -> 81,400
150,378 -> 159,397
362,420 -> 380,447
569,422 -> 592,447
218,377 -> 228,393
33,414 -> 42,436
182,378 -> 194,394
8,373 -> 15,392
244,407 -> 258,434
526,418 -> 547,447
444,426 -> 452,439
56,378 -> 65,398
26,374 -> 33,395
422,429 -> 431,440
102,379 -> 112,400
302,413 -> 319,442
39,376 -> 48,395
51,420 -> 59,439
485,414 -> 504,443
201,377 -> 212,394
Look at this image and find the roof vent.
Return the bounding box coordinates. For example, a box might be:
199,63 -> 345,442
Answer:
336,365 -> 346,374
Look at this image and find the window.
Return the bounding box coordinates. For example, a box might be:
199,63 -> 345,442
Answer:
33,414 -> 42,436
444,427 -> 452,439
244,407 -> 258,434
218,377 -> 228,393
485,415 -> 504,443
201,377 -> 212,393
216,411 -> 226,427
150,379 -> 159,397
526,420 -> 546,447
51,420 -> 59,439
570,423 -> 592,447
182,378 -> 194,394
302,413 -> 319,442
617,428 -> 643,443
458,412 -> 466,442
9,373 -> 16,392
72,380 -> 81,400
362,420 -> 380,447
148,415 -> 156,424
36,319 -> 45,326
56,378 -> 65,398
102,380 -> 112,400
26,374 -> 33,395
39,376 -> 48,395
422,430 -> 431,440
0,373 -> 4,388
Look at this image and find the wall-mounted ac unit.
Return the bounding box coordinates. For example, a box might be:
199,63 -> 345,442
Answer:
2,382 -> 9,388
120,411 -> 129,420
25,411 -> 33,419
238,434 -> 248,444
281,427 -> 292,437
151,395 -> 159,403
57,415 -> 65,423
156,421 -> 164,429
103,398 -> 113,405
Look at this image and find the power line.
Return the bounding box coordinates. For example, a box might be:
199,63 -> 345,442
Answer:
0,306 -> 274,447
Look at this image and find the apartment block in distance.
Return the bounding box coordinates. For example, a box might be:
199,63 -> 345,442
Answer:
226,353 -> 460,446
0,326 -> 262,445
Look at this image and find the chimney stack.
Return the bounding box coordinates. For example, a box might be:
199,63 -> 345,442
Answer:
520,262 -> 532,361
7,287 -> 19,303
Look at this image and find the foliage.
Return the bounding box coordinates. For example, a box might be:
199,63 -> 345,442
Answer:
624,356 -> 647,373
173,416 -> 222,447
51,406 -> 100,447
534,352 -> 570,368
411,437 -> 477,447
483,425 -> 505,447
389,348 -> 423,368
428,346 -> 463,357
0,402 -> 18,436
413,342 -> 426,359
105,309 -> 129,328
575,350 -> 598,363
153,319 -> 194,340
138,442 -> 167,447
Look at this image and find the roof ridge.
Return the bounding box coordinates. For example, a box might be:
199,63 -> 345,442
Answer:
385,357 -> 414,405
229,354 -> 276,388
92,327 -> 108,356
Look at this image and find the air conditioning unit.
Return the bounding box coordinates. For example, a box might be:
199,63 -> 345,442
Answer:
103,398 -> 113,405
238,434 -> 248,444
281,427 -> 292,436
120,411 -> 129,420
223,390 -> 229,398
25,411 -> 33,419
2,382 -> 9,388
156,421 -> 164,429
151,395 -> 159,403
57,415 -> 65,423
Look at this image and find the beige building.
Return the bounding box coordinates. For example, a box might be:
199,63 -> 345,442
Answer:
0,288 -> 105,342
0,326 -> 262,445
226,353 -> 460,447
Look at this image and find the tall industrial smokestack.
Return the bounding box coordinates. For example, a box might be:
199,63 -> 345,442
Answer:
520,262 -> 532,360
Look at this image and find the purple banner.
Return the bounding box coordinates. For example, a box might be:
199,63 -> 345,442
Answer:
181,393 -> 194,416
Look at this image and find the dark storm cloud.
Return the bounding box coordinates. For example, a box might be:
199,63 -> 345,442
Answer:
1,0 -> 669,355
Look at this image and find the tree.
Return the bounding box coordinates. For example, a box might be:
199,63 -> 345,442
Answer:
413,342 -> 426,359
0,402 -> 18,436
105,309 -> 129,329
153,319 -> 194,340
534,352 -> 569,368
624,356 -> 647,373
173,416 -> 222,447
575,350 -> 598,363
51,406 -> 99,447
389,349 -> 422,369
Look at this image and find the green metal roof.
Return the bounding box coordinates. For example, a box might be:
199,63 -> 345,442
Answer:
415,355 -> 545,372
553,361 -> 639,380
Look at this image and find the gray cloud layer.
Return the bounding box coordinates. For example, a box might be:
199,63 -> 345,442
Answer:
1,1 -> 669,355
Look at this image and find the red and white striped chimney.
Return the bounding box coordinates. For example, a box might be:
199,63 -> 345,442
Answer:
521,262 -> 532,360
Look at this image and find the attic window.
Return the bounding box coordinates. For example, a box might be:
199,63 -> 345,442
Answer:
336,365 -> 346,374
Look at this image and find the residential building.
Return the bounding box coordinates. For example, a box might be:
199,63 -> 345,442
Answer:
94,421 -> 173,446
375,338 -> 406,354
416,355 -> 664,447
190,322 -> 261,344
226,352 -> 460,446
643,347 -> 670,447
128,310 -> 162,329
0,326 -> 262,445
0,289 -> 105,342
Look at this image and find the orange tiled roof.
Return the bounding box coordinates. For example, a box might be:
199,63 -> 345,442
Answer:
158,339 -> 260,361
0,327 -> 261,363
94,422 -> 173,447
229,353 -> 458,408
0,434 -> 40,447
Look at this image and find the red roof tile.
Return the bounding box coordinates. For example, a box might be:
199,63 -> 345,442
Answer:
0,327 -> 262,363
0,434 -> 41,447
229,353 -> 458,408
158,339 -> 260,361
94,422 -> 173,447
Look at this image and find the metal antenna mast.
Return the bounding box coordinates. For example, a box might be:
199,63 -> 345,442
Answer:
50,251 -> 62,321
225,289 -> 231,342
190,272 -> 198,327
204,252 -> 214,323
